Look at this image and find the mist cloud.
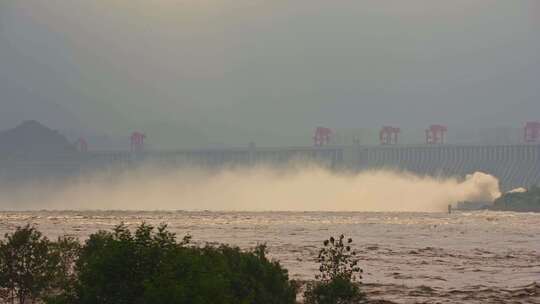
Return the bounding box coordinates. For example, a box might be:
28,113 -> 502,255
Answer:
0,165 -> 501,212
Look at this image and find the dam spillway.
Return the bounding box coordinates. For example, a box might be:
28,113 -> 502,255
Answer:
1,144 -> 539,192
356,144 -> 540,191
97,143 -> 540,191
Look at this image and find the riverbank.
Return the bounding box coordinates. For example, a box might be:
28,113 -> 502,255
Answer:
491,187 -> 540,212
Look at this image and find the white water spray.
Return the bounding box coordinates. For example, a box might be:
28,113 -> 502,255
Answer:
0,165 -> 501,212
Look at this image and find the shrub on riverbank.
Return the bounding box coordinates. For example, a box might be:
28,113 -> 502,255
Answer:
0,226 -> 366,304
0,224 -> 298,304
304,235 -> 365,304
74,223 -> 297,304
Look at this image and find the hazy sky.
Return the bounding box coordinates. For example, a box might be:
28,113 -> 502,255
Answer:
1,1 -> 539,148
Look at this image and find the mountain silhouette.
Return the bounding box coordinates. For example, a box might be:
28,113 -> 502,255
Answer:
0,121 -> 76,159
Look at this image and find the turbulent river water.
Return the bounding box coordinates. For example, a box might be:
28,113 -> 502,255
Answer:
0,210 -> 538,303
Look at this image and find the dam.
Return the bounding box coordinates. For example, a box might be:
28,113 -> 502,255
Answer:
139,144 -> 540,191
3,143 -> 536,192
1,121 -> 539,192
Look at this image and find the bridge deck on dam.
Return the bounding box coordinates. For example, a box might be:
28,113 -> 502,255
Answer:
1,144 -> 539,192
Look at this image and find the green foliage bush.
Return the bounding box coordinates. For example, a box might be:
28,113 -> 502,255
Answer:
144,244 -> 297,304
54,223 -> 296,304
2,224 -> 372,304
304,235 -> 365,304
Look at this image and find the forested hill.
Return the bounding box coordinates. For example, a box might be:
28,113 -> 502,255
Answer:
492,187 -> 540,212
0,121 -> 76,159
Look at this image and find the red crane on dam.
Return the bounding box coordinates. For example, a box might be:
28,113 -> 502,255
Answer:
75,138 -> 88,153
426,125 -> 447,144
313,127 -> 333,146
524,122 -> 540,143
379,126 -> 400,145
131,132 -> 146,153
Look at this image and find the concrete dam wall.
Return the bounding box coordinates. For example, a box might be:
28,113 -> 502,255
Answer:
129,144 -> 540,191
356,144 -> 540,191
1,144 -> 539,192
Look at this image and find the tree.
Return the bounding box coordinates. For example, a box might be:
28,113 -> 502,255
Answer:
0,225 -> 57,304
143,244 -> 298,304
44,236 -> 81,304
74,223 -> 178,304
0,224 -> 299,304
75,223 -> 297,304
304,235 -> 365,304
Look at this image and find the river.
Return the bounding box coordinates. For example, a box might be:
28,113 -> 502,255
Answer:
0,210 -> 538,303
